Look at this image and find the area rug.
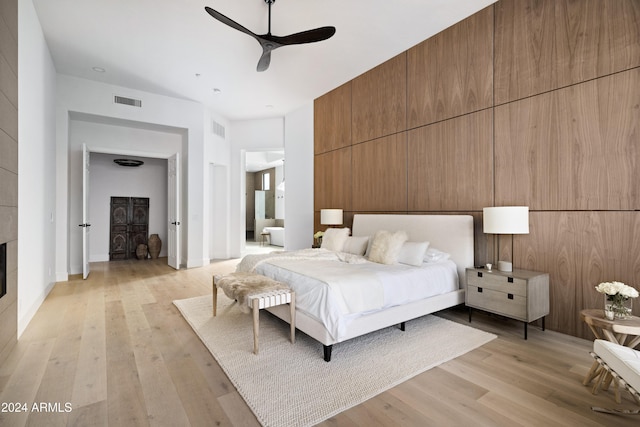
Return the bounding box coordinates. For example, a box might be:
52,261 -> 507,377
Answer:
174,294 -> 496,427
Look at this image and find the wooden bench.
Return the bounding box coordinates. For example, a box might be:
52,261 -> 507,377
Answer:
213,272 -> 295,355
588,339 -> 640,414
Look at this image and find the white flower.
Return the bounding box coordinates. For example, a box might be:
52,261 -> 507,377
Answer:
595,281 -> 639,298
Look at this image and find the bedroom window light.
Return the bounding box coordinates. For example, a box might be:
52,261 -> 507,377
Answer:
483,206 -> 529,272
262,172 -> 270,190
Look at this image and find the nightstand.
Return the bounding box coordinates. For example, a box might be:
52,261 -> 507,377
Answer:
466,267 -> 549,339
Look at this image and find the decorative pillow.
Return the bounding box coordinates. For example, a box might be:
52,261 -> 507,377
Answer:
423,247 -> 451,263
342,236 -> 369,256
320,227 -> 350,252
397,241 -> 430,266
368,230 -> 408,265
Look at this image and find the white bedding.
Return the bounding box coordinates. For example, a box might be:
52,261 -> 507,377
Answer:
253,250 -> 458,341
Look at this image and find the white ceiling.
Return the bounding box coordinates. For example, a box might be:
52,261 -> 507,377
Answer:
32,0 -> 495,122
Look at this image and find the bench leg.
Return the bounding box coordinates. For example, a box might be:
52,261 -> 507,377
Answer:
290,292 -> 296,344
583,360 -> 601,385
253,303 -> 260,355
212,277 -> 218,317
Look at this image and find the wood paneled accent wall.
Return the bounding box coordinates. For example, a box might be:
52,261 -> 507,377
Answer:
313,0 -> 640,340
0,0 -> 18,364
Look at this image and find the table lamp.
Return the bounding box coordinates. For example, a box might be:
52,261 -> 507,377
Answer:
320,209 -> 343,227
483,206 -> 529,272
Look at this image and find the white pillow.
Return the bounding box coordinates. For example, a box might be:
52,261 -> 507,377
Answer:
343,236 -> 369,256
423,247 -> 451,263
320,227 -> 350,252
398,241 -> 430,266
368,230 -> 408,265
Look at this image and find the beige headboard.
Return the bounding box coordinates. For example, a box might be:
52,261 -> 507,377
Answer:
352,214 -> 474,286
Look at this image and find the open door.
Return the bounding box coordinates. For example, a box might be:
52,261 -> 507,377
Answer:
168,153 -> 180,269
81,144 -> 91,279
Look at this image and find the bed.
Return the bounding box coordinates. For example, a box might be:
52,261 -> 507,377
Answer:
240,214 -> 474,361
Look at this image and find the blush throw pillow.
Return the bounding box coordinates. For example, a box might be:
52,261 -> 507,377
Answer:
368,230 -> 409,265
320,227 -> 350,252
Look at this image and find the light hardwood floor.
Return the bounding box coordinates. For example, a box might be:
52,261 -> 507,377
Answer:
0,258 -> 637,426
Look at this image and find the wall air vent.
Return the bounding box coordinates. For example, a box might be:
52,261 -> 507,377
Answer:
212,119 -> 226,138
114,95 -> 142,107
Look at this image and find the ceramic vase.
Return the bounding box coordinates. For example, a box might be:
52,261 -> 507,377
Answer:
148,234 -> 162,259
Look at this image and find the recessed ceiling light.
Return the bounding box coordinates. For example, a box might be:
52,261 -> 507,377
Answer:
92,67 -> 106,73
265,104 -> 274,109
213,88 -> 222,94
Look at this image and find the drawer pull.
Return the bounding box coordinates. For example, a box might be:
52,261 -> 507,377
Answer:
477,272 -> 483,278
508,293 -> 514,300
477,287 -> 483,293
508,277 -> 514,283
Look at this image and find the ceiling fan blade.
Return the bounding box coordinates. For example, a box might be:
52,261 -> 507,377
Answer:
204,6 -> 258,40
271,26 -> 336,46
256,49 -> 272,72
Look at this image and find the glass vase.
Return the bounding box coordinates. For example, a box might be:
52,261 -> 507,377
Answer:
604,294 -> 633,320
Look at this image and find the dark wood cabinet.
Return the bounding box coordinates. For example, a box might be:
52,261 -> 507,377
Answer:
110,197 -> 149,260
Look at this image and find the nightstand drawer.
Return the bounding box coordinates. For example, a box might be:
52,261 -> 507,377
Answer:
467,285 -> 527,320
466,270 -> 527,297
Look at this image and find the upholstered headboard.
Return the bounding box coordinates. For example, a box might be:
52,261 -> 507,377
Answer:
352,214 -> 474,286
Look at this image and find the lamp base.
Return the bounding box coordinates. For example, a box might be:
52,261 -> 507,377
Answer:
498,261 -> 513,272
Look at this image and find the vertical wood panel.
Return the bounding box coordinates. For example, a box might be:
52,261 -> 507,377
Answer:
407,110 -> 493,212
0,0 -> 17,367
351,53 -> 406,144
516,211 -> 640,339
314,82 -> 351,154
314,147 -> 352,213
313,1 -> 640,344
495,69 -> 640,210
495,0 -> 640,104
407,6 -> 494,128
352,134 -> 407,212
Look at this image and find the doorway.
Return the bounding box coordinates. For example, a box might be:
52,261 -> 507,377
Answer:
109,197 -> 149,260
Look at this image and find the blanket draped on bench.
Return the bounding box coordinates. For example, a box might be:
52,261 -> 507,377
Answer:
214,272 -> 290,313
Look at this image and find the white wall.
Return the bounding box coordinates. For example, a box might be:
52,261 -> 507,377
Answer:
283,103 -> 314,250
204,112 -> 231,260
17,0 -> 58,335
89,153 -> 168,261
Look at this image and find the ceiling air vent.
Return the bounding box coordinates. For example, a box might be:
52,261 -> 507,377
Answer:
114,95 -> 142,108
212,119 -> 226,138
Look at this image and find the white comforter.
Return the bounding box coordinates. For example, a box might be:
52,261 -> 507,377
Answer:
238,249 -> 459,340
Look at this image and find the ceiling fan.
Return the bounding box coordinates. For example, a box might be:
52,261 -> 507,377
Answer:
205,0 -> 336,72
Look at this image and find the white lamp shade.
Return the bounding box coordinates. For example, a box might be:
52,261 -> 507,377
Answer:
483,206 -> 529,234
320,209 -> 343,225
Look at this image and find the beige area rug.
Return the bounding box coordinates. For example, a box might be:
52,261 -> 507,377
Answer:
174,294 -> 496,427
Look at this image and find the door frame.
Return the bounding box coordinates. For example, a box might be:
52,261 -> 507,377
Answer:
82,146 -> 182,269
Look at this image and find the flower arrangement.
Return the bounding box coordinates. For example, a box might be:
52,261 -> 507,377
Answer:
313,231 -> 324,247
595,281 -> 638,320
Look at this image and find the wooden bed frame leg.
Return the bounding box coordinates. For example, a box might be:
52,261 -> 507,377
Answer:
323,345 -> 332,362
